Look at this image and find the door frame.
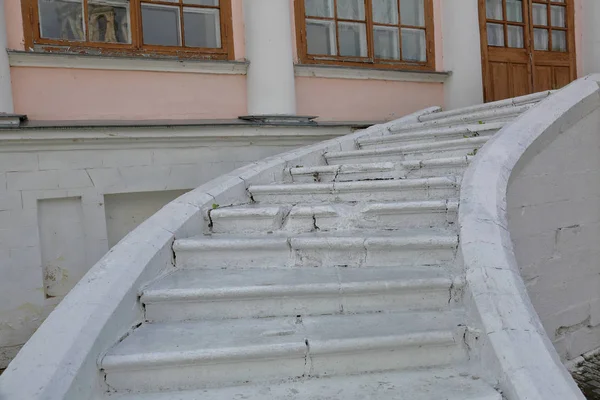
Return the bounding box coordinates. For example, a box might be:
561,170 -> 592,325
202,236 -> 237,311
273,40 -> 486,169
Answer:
478,0 -> 578,102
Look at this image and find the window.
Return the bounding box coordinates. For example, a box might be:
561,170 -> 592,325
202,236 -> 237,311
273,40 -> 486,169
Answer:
531,0 -> 568,52
22,0 -> 234,59
295,0 -> 435,70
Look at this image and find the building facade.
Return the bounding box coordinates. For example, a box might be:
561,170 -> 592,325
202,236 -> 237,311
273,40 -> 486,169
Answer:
1,0 -> 600,368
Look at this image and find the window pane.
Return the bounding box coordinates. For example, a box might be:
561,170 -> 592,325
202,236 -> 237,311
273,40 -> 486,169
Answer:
506,0 -> 523,22
306,19 -> 336,55
38,0 -> 84,41
305,0 -> 334,17
184,0 -> 219,4
142,4 -> 181,46
372,0 -> 398,24
487,23 -> 504,46
88,0 -> 131,44
337,0 -> 365,20
184,7 -> 220,48
401,28 -> 426,61
486,0 -> 502,19
374,26 -> 399,60
552,30 -> 567,51
338,22 -> 367,56
534,28 -> 549,50
551,6 -> 566,27
507,25 -> 524,48
400,0 -> 425,27
532,3 -> 548,25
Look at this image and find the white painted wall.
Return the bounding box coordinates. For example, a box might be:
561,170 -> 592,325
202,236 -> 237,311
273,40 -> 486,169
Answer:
581,0 -> 600,75
508,107 -> 600,361
0,124 -> 349,368
0,0 -> 13,113
441,0 -> 484,110
243,0 -> 297,116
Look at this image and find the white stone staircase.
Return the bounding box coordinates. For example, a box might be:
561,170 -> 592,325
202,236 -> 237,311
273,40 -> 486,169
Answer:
92,94 -> 553,400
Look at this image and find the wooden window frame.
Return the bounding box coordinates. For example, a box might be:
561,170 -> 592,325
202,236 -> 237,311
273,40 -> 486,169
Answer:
21,0 -> 234,60
294,0 -> 436,71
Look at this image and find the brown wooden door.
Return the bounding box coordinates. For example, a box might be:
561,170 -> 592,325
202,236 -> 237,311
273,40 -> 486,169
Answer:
479,0 -> 577,102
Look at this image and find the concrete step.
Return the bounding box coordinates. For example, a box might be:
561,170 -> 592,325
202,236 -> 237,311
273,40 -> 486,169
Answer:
173,229 -> 458,268
141,266 -> 463,322
387,103 -> 532,134
210,200 -> 458,234
290,156 -> 472,183
357,121 -> 503,149
325,137 -> 488,165
249,177 -> 459,204
417,90 -> 551,123
101,311 -> 467,393
104,368 -> 501,400
209,205 -> 288,234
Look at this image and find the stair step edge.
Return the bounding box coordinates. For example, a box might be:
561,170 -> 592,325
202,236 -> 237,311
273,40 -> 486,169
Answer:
141,277 -> 463,302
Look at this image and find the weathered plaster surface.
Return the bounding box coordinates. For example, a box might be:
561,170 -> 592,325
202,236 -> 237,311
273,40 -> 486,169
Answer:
460,77 -> 600,400
0,108 -> 438,400
508,106 -> 600,361
0,124 -> 350,367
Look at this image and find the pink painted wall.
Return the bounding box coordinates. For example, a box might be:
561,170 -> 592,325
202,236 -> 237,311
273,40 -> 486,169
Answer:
6,0 -> 444,122
11,68 -> 247,120
296,77 -> 444,122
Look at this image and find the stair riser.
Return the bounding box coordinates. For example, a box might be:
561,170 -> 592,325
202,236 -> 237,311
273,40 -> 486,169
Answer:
212,209 -> 456,234
308,343 -> 464,378
251,186 -> 459,204
175,246 -> 456,269
327,147 -> 482,165
143,288 -> 456,322
358,130 -> 498,150
292,169 -> 399,183
103,341 -> 464,393
211,216 -> 284,234
104,356 -> 306,393
291,165 -> 468,183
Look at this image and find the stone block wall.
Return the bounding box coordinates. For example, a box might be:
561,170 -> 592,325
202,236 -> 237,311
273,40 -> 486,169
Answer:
0,124 -> 348,367
508,107 -> 600,360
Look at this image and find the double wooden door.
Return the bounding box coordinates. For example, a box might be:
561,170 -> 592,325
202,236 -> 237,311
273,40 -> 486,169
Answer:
479,0 -> 577,102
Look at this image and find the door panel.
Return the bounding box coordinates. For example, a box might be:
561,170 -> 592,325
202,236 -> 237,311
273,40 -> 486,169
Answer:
511,63 -> 531,97
479,0 -> 576,102
534,65 -> 552,91
488,62 -> 510,101
554,66 -> 571,89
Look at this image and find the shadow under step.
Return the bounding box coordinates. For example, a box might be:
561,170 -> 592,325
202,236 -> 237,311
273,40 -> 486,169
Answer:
101,311 -> 466,393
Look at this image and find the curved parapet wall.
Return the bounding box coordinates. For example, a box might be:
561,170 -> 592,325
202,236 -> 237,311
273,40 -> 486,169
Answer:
459,76 -> 600,400
0,108 -> 439,400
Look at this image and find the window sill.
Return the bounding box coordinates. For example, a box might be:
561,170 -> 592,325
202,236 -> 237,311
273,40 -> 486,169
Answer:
294,64 -> 450,83
7,51 -> 248,75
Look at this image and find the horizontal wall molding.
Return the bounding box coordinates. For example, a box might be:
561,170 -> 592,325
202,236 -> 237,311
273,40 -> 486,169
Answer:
8,51 -> 249,75
295,64 -> 450,83
0,125 -> 351,151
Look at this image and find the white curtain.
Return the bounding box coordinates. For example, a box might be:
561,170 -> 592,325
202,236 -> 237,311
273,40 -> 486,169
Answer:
487,23 -> 504,47
486,0 -> 502,20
